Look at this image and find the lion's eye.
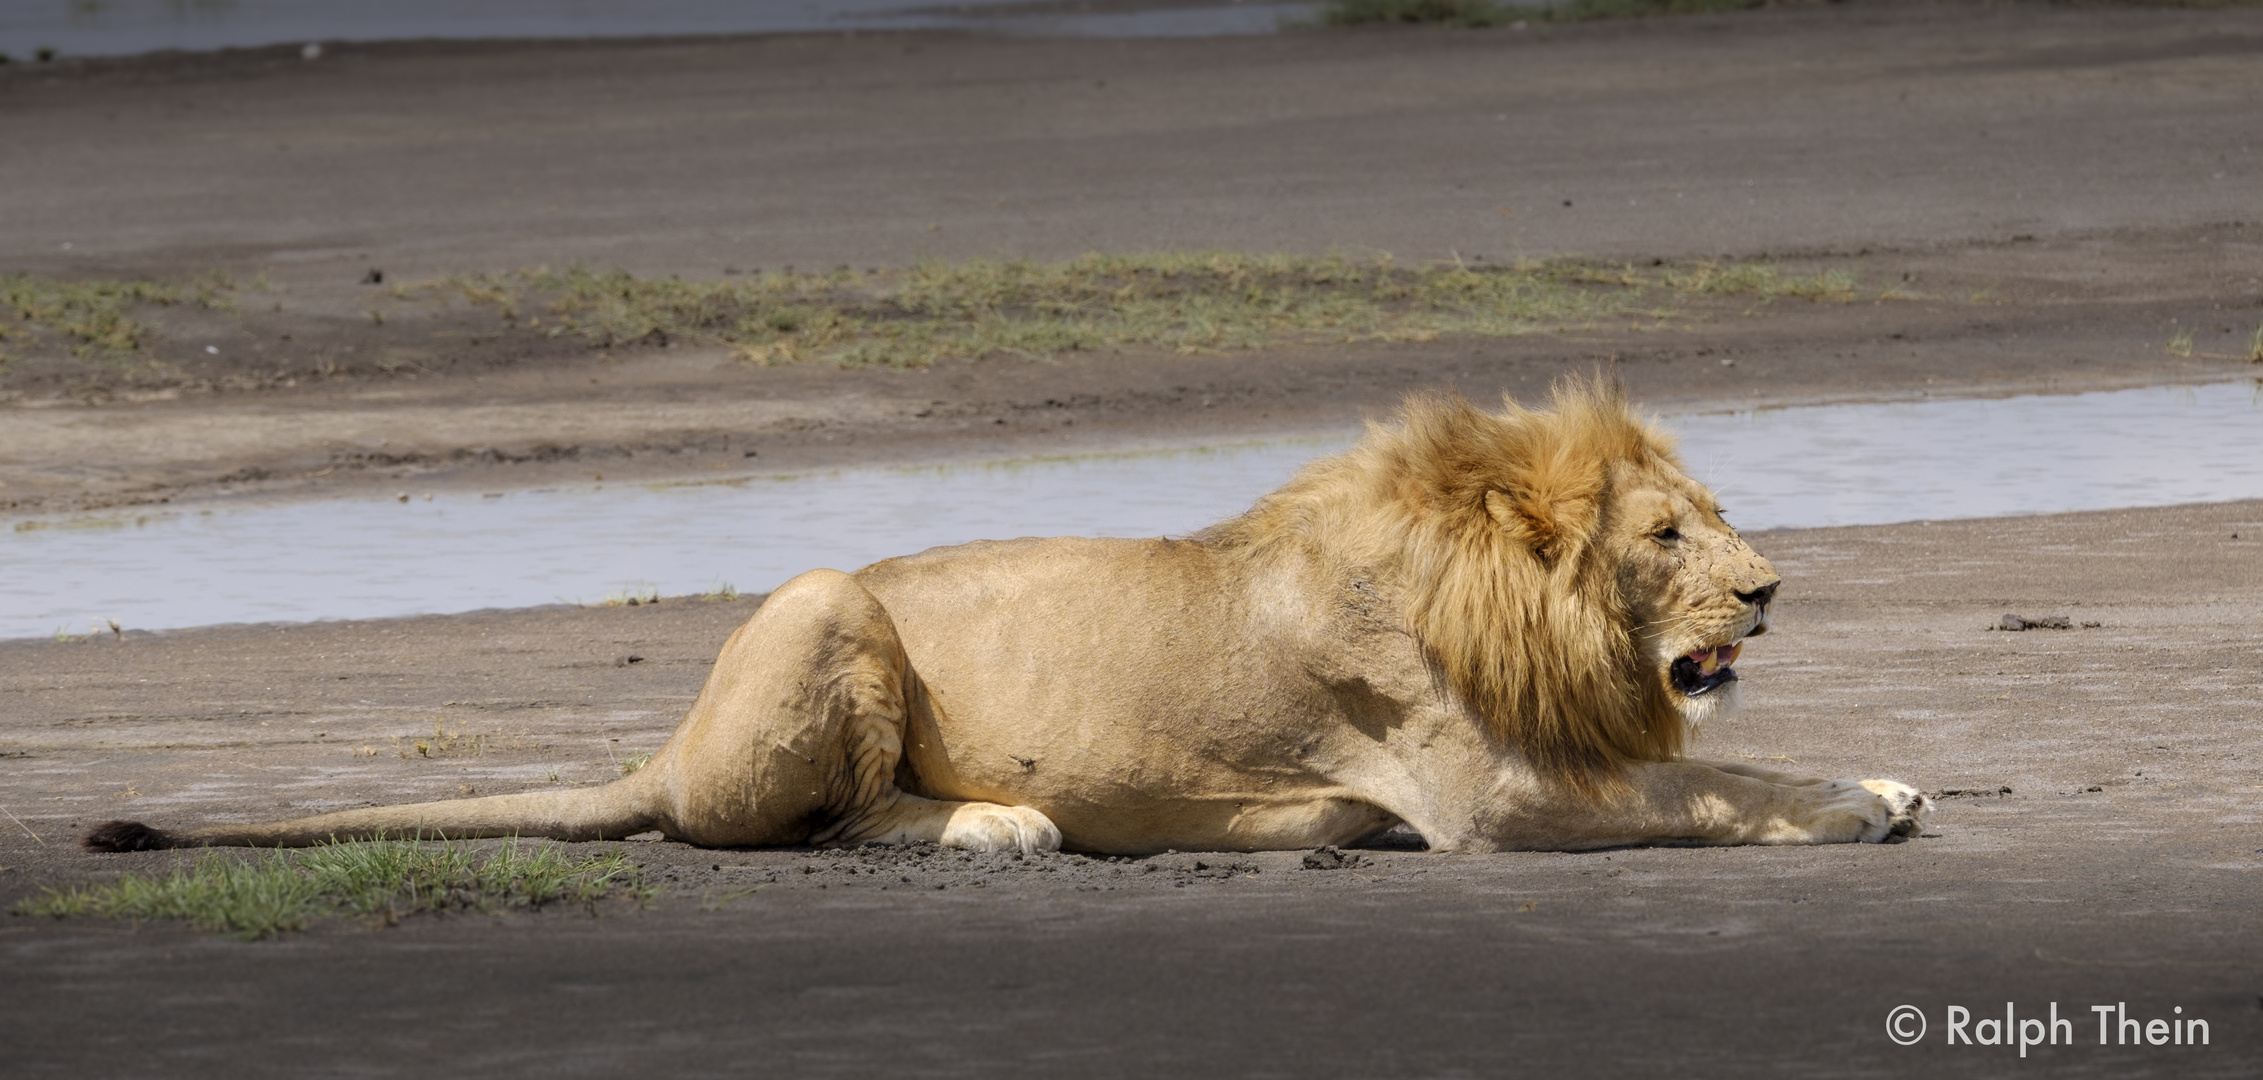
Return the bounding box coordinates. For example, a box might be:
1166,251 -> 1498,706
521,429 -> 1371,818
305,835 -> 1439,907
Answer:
1654,527 -> 1681,543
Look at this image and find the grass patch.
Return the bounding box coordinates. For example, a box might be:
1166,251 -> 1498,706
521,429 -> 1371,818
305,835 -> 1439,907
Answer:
1319,0 -> 1768,28
423,253 -> 1859,370
13,837 -> 651,940
0,254 -> 1862,371
1663,261 -> 1856,301
2168,323 -> 2263,362
0,272 -> 231,368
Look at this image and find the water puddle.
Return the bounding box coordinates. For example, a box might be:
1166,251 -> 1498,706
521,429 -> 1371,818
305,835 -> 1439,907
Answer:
3,0 -> 1320,60
5,380 -> 2259,640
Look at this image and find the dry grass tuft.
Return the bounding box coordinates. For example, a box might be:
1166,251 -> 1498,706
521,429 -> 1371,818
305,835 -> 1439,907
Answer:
0,255 -> 1865,371
422,253 -> 1859,370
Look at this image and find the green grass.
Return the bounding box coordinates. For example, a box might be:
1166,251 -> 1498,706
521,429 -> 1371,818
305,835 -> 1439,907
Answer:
0,254 -> 1862,372
1663,261 -> 1856,301
1319,0 -> 1767,28
426,253 -> 1858,370
0,272 -> 231,367
13,837 -> 651,940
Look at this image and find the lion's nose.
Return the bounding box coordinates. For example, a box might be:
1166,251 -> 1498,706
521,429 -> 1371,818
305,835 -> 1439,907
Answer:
1734,581 -> 1779,610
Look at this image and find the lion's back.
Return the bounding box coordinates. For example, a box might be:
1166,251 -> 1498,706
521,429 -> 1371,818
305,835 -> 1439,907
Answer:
852,534 -> 1239,682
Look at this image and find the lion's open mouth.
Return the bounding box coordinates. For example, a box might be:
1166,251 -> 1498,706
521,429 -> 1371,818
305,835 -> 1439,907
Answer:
1670,643 -> 1741,697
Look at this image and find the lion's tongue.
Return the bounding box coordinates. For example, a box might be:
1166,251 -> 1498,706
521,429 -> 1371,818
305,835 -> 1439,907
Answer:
1687,643 -> 1742,675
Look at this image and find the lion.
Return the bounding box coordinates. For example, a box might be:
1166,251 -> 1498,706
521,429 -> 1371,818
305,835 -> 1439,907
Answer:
86,377 -> 1930,857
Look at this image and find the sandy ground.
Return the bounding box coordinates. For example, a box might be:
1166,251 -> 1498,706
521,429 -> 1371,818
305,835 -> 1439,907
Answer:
2,3 -> 2261,1076
1,499 -> 2258,1075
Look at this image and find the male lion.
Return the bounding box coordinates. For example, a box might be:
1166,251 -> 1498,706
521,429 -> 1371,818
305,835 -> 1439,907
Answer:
87,379 -> 1929,856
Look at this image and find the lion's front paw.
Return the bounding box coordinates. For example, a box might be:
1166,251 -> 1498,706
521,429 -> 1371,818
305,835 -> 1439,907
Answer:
1794,779 -> 1930,844
940,803 -> 1063,855
1858,779 -> 1933,841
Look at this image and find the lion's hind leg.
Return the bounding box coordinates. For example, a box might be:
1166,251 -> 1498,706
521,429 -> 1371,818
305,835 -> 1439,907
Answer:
654,568 -> 1060,855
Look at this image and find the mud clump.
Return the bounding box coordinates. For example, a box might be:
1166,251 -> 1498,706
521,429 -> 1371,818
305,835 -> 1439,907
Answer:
1146,852 -> 1261,885
1302,846 -> 1366,871
1993,614 -> 2098,631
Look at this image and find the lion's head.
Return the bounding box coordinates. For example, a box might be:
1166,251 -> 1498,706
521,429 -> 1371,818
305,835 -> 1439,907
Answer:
1213,376 -> 1780,795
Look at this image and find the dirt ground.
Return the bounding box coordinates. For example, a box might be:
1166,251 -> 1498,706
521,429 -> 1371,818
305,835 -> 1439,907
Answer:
2,500 -> 2258,1075
2,2 -> 2260,516
2,3 -> 2261,1076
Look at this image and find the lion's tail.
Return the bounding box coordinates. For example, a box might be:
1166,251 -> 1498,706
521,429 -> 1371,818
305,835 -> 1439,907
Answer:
81,769 -> 669,851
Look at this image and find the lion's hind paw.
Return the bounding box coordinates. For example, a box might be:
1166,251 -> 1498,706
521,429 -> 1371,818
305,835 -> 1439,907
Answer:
939,803 -> 1062,856
1857,779 -> 1933,841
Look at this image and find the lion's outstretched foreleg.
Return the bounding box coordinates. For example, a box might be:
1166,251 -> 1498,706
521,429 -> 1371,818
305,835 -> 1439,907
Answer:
1698,759 -> 1835,787
640,569 -> 1058,853
1472,761 -> 1933,851
1693,759 -> 1932,840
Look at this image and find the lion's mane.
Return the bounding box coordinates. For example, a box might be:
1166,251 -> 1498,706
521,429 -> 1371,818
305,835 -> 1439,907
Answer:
1203,377 -> 1687,794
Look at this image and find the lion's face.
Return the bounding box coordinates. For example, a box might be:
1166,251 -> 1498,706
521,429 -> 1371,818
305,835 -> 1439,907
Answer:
1607,458 -> 1781,724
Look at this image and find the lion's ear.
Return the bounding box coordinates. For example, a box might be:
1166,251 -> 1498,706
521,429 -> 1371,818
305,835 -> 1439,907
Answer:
1485,484 -> 1598,565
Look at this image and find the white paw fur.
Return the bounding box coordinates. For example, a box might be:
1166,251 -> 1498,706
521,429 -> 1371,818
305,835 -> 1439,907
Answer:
939,803 -> 1063,855
1801,778 -> 1933,844
1857,778 -> 1933,841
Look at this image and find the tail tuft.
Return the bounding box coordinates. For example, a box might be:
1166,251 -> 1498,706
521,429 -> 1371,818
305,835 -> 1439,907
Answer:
82,820 -> 176,852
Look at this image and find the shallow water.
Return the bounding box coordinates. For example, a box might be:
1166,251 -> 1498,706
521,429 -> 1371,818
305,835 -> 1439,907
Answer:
1,0 -> 1320,59
4,380 -> 2259,640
